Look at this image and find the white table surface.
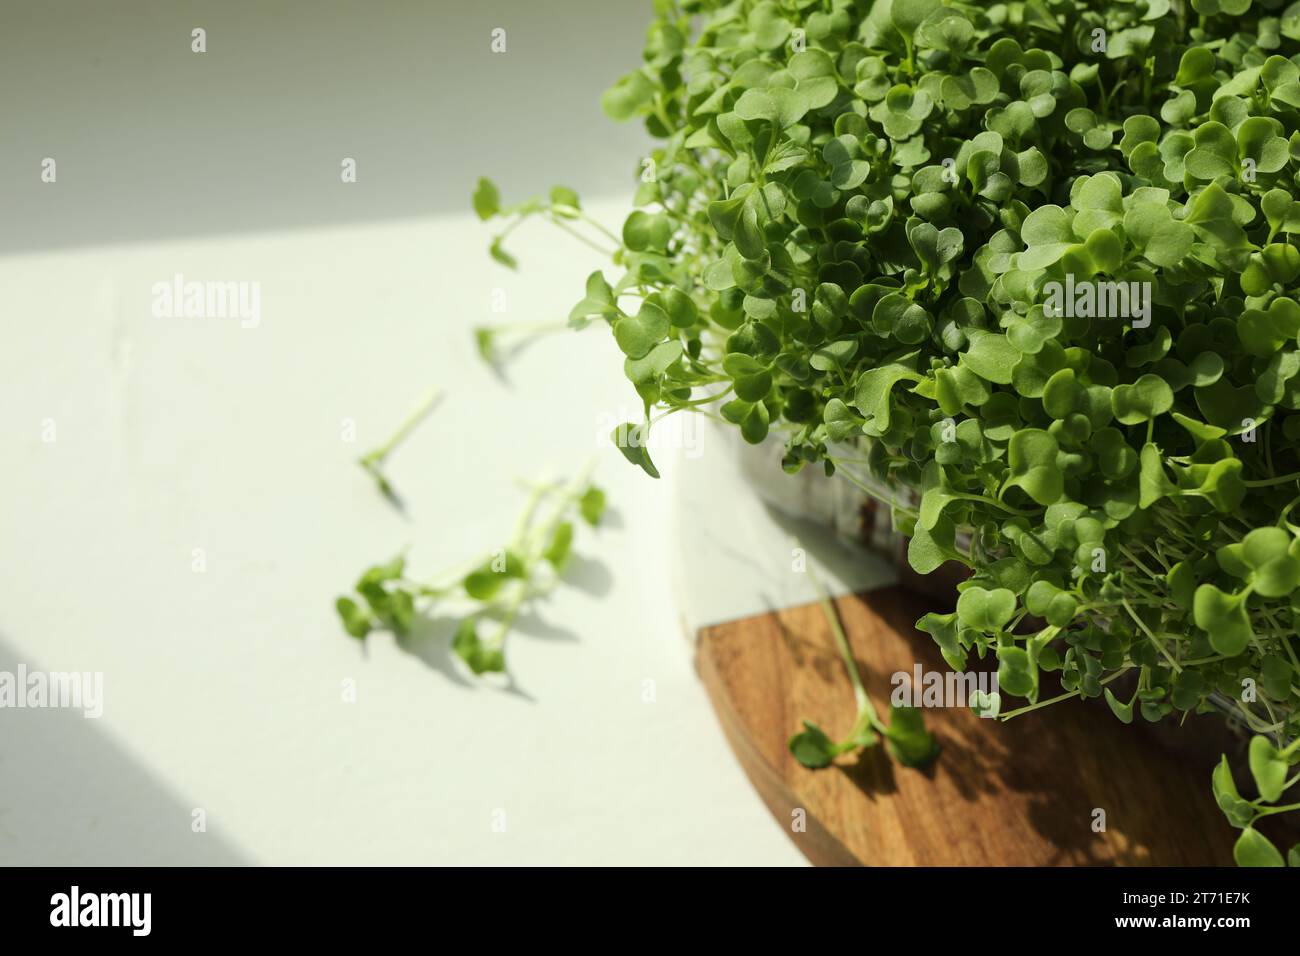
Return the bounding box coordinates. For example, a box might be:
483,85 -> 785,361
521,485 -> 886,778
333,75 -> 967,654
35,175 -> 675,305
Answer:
0,201 -> 829,865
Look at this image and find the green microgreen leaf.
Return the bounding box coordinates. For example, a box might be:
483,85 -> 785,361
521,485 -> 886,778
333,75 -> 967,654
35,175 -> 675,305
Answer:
1234,827 -> 1286,867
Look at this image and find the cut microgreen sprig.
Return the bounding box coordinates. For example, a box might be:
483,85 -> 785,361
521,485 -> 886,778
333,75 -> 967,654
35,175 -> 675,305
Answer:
358,386 -> 443,505
336,464 -> 606,677
473,321 -> 570,369
787,555 -> 938,771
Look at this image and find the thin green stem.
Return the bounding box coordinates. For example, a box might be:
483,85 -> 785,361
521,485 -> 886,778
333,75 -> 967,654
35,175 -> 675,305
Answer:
1244,470 -> 1300,488
481,320 -> 569,337
549,216 -> 618,257
578,212 -> 622,246
1122,597 -> 1182,673
363,386 -> 443,464
1000,667 -> 1133,720
806,556 -> 879,727
1253,799 -> 1300,817
826,460 -> 921,521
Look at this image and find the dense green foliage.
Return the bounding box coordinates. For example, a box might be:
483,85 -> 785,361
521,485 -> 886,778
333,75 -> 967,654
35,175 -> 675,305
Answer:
479,0 -> 1300,861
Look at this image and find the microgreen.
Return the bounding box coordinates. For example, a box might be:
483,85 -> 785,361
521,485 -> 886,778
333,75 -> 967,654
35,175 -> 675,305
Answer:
481,0 -> 1300,862
336,466 -> 605,677
358,386 -> 443,506
473,321 -> 573,372
787,556 -> 938,771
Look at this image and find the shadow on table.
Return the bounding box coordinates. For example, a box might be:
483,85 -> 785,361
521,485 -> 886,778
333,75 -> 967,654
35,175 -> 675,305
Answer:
392,547 -> 611,698
0,633 -> 250,865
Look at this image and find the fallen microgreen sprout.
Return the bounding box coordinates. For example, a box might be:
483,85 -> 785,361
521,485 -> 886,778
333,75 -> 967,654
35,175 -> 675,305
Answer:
358,386 -> 443,506
336,464 -> 606,678
474,320 -> 571,371
788,556 -> 938,771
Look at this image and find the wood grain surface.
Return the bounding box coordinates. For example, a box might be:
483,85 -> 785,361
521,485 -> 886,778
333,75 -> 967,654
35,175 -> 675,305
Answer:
696,585 -> 1273,866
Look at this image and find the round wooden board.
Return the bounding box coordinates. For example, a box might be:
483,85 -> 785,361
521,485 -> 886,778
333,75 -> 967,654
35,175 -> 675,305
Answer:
696,586 -> 1265,867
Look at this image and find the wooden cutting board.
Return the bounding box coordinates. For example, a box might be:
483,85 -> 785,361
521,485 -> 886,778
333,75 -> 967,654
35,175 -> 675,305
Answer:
696,585 -> 1261,867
